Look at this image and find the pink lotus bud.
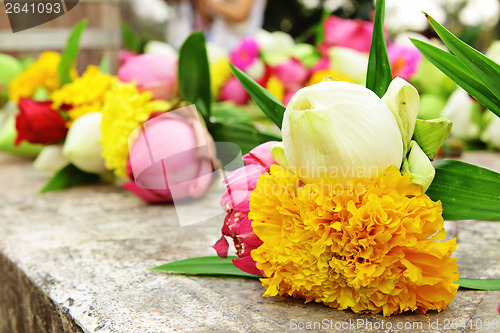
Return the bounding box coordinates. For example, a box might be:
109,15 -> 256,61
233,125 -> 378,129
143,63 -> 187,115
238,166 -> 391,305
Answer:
273,58 -> 310,94
124,110 -> 216,203
118,53 -> 178,101
219,77 -> 250,105
320,16 -> 377,54
213,141 -> 277,275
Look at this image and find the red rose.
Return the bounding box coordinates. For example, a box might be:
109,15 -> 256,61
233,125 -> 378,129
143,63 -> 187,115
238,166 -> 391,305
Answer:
15,98 -> 68,146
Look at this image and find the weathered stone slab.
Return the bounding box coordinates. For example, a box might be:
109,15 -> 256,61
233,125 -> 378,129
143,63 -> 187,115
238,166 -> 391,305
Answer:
0,152 -> 499,333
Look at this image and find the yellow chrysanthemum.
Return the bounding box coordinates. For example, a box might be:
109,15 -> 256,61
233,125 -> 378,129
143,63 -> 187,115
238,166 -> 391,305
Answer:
265,76 -> 285,103
210,58 -> 232,98
8,51 -> 62,103
250,165 -> 459,316
308,69 -> 352,86
100,81 -> 171,178
51,65 -> 115,124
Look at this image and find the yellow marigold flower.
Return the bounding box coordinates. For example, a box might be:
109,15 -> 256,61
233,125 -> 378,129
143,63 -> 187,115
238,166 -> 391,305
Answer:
100,81 -> 171,178
210,58 -> 232,98
265,76 -> 285,103
308,69 -> 352,86
8,51 -> 62,103
250,165 -> 459,316
51,65 -> 115,123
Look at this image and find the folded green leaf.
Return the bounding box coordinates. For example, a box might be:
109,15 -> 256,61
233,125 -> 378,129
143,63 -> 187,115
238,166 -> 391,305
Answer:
58,19 -> 88,85
210,121 -> 281,155
425,13 -> 500,109
40,163 -> 100,193
150,256 -> 262,278
178,32 -> 212,122
412,118 -> 452,160
458,278 -> 500,290
426,159 -> 500,220
99,56 -> 110,74
366,0 -> 392,98
411,38 -> 500,117
230,65 -> 285,129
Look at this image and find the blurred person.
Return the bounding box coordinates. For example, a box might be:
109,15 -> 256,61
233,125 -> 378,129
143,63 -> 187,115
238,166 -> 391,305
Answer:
164,0 -> 197,49
196,0 -> 267,50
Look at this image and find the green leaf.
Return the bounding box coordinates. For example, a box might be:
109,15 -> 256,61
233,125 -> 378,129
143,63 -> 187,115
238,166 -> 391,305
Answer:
411,39 -> 500,117
458,278 -> 500,290
412,118 -> 452,160
178,32 -> 212,122
58,19 -> 88,85
230,65 -> 285,129
40,164 -> 100,193
210,121 -> 281,155
425,13 -> 500,112
120,21 -> 140,53
426,159 -> 500,220
99,56 -> 110,74
150,256 -> 262,278
366,0 -> 392,97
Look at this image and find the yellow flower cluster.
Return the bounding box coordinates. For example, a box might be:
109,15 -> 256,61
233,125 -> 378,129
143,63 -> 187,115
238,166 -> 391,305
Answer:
51,65 -> 115,124
265,76 -> 285,103
250,165 -> 459,316
100,81 -> 171,179
210,58 -> 232,98
8,51 -> 62,103
307,69 -> 353,86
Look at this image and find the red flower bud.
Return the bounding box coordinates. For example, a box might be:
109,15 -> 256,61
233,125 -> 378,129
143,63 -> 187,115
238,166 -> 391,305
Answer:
15,98 -> 67,146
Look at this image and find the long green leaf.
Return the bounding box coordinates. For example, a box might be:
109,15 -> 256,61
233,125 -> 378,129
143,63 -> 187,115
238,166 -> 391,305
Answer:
411,39 -> 500,117
150,256 -> 262,278
426,159 -> 500,220
40,164 -> 100,193
210,121 -> 281,155
425,13 -> 500,110
458,278 -> 500,290
366,0 -> 392,97
58,19 -> 88,85
178,32 -> 212,122
230,65 -> 285,129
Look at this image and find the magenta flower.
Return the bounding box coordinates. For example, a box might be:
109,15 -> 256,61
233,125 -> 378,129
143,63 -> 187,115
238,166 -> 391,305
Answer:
219,77 -> 250,105
273,58 -> 310,94
118,53 -> 178,101
230,38 -> 260,71
124,111 -> 215,203
497,302 -> 500,314
319,16 -> 375,55
213,141 -> 277,275
388,43 -> 422,80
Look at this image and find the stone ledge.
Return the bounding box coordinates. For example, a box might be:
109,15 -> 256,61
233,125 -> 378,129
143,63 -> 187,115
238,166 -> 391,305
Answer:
0,152 -> 499,333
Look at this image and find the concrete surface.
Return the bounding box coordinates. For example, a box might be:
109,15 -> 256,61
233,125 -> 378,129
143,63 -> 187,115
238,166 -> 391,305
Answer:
0,151 -> 499,333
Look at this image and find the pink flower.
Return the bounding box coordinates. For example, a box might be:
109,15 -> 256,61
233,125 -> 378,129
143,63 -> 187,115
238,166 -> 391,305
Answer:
388,43 -> 422,80
213,141 -> 277,275
319,16 -> 376,55
230,38 -> 260,71
497,302 -> 500,314
273,58 -> 310,94
124,111 -> 215,203
118,53 -> 178,101
219,77 -> 250,105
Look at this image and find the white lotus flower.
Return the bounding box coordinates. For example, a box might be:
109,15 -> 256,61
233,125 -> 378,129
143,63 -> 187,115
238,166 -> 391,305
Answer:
327,47 -> 368,85
33,145 -> 69,172
277,80 -> 406,184
63,112 -> 107,174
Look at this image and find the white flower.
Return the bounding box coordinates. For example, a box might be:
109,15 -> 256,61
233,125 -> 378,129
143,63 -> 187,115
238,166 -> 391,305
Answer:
63,112 -> 107,174
277,80 -> 405,184
327,47 -> 368,85
441,88 -> 481,141
33,145 -> 69,172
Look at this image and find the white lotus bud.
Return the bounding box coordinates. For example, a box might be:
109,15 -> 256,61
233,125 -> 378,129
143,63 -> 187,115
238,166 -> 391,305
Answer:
33,145 -> 69,172
281,80 -> 404,185
63,112 -> 107,174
